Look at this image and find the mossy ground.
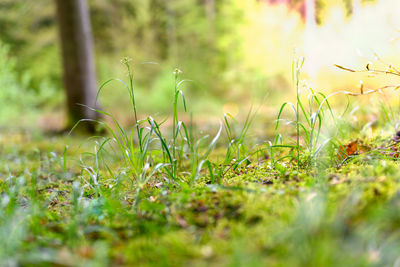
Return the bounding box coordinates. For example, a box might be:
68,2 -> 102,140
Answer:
2,132 -> 400,266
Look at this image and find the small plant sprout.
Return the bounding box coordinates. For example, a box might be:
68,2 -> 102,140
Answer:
274,56 -> 337,170
70,58 -> 167,208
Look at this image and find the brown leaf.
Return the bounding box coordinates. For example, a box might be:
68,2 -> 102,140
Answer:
338,140 -> 371,161
346,141 -> 358,156
338,141 -> 359,160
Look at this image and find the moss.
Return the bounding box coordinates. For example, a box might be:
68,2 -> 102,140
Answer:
2,132 -> 400,266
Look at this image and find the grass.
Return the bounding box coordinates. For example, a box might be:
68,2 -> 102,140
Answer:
2,58 -> 400,266
3,137 -> 400,266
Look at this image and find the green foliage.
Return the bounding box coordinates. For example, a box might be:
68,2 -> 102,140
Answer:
273,57 -> 338,170
0,0 -> 60,90
0,0 -> 246,115
0,43 -> 35,125
1,1 -> 399,265
0,42 -> 60,127
2,132 -> 400,265
1,54 -> 400,265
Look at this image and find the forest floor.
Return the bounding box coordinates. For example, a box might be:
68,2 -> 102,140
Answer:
2,129 -> 400,266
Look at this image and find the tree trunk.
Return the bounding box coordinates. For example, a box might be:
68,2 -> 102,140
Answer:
305,0 -> 316,29
55,0 -> 99,133
204,0 -> 216,46
352,0 -> 361,16
205,0 -> 216,21
165,2 -> 178,61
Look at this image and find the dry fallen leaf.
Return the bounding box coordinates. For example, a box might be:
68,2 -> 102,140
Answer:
338,140 -> 370,160
338,141 -> 358,160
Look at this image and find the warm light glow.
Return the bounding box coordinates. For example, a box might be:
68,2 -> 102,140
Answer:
223,102 -> 239,117
241,0 -> 400,96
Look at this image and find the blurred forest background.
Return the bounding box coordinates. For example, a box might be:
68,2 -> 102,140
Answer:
1,0 -> 399,132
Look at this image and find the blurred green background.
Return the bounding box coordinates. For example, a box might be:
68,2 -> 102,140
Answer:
2,0 -> 399,132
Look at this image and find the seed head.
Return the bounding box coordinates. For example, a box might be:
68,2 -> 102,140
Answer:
173,68 -> 183,76
120,57 -> 132,66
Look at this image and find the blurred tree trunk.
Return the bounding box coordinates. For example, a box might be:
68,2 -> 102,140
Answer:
55,0 -> 99,133
165,2 -> 177,61
205,0 -> 216,21
352,0 -> 361,16
305,0 -> 316,29
205,0 -> 216,43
